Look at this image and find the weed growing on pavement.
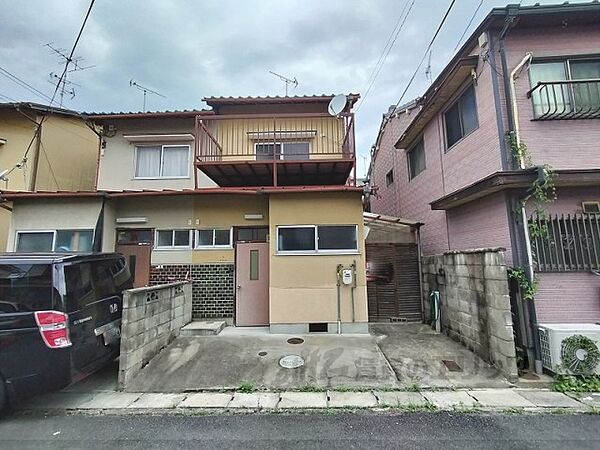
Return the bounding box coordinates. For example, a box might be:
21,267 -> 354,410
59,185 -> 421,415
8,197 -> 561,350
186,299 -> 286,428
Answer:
452,402 -> 481,414
403,383 -> 422,392
588,406 -> 600,415
395,401 -> 439,413
502,407 -> 525,415
297,385 -> 326,393
237,382 -> 255,393
552,374 -> 600,393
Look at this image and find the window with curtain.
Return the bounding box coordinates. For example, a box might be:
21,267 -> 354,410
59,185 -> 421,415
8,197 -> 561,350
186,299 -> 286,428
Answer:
444,84 -> 478,149
15,230 -> 93,252
135,145 -> 189,178
16,232 -> 54,252
529,58 -> 600,117
407,139 -> 426,180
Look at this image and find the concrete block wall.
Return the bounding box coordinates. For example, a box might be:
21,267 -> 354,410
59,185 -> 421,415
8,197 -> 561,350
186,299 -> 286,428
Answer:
150,263 -> 234,319
422,248 -> 518,382
118,281 -> 192,389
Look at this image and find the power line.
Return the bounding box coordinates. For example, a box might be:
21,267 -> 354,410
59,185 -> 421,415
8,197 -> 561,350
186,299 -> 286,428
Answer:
0,66 -> 53,102
18,0 -> 96,171
0,92 -> 17,102
389,0 -> 458,116
355,0 -> 416,112
453,0 -> 484,52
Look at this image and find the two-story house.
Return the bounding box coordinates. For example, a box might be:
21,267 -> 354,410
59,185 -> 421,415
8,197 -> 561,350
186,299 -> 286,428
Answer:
367,2 -> 600,369
0,102 -> 99,250
2,95 -> 369,334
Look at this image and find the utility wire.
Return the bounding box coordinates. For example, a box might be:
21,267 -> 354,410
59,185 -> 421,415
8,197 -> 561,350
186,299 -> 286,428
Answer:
453,0 -> 484,52
21,0 -> 96,164
0,66 -> 53,103
355,0 -> 416,112
388,0 -> 457,120
0,92 -> 17,102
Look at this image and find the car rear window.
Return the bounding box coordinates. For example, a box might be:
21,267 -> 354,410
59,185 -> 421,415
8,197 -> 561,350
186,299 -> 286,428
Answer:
64,258 -> 130,312
0,264 -> 53,313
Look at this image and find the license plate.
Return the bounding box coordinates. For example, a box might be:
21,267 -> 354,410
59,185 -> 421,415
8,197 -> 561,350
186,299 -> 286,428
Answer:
102,326 -> 121,346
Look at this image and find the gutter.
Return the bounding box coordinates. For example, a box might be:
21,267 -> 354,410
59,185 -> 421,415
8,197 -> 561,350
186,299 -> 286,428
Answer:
500,5 -> 543,374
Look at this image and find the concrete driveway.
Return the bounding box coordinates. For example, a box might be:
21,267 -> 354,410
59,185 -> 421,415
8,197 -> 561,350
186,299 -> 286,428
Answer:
372,323 -> 511,388
125,329 -> 398,392
124,323 -> 510,392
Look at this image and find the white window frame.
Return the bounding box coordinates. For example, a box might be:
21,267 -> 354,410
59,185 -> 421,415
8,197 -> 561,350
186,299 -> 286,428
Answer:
154,229 -> 193,250
194,228 -> 233,249
254,141 -> 311,160
276,225 -> 359,255
133,144 -> 191,179
15,229 -> 95,252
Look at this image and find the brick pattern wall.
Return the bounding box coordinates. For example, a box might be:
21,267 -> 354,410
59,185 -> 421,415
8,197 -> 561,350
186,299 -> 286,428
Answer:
150,264 -> 234,319
422,249 -> 518,382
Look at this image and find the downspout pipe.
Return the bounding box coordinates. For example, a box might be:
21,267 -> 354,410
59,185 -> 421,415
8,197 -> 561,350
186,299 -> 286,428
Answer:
509,52 -> 543,374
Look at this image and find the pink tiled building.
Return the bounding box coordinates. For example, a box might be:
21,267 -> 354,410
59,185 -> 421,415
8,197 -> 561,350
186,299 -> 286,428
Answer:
367,2 -> 600,365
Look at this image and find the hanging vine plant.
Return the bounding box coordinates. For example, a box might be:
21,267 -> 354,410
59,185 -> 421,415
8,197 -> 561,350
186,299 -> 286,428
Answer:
508,266 -> 539,301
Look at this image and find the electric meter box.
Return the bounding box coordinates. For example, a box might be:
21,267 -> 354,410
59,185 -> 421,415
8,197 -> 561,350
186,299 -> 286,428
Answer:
342,269 -> 353,285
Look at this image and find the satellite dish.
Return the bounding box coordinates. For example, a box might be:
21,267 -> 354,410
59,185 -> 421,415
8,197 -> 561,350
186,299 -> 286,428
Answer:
328,94 -> 347,117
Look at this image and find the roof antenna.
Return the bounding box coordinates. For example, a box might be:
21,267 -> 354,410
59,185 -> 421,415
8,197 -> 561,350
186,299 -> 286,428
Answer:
269,70 -> 298,96
425,49 -> 433,83
129,79 -> 166,112
45,42 -> 95,107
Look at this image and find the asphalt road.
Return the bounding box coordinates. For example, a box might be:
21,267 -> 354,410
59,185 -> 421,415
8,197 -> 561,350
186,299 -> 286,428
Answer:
0,412 -> 599,449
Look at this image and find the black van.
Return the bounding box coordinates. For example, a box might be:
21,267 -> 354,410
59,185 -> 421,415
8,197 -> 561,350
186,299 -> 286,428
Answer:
0,253 -> 132,411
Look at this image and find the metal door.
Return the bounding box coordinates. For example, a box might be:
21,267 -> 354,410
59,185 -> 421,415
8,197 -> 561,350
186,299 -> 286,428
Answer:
235,242 -> 269,326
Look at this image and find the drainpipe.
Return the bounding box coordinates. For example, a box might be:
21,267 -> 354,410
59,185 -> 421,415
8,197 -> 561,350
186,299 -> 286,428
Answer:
350,260 -> 356,323
509,52 -> 543,374
416,225 -> 425,323
336,264 -> 342,334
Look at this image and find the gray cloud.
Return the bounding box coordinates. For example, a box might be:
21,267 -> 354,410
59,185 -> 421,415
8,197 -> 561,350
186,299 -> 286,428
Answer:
0,0 -> 560,175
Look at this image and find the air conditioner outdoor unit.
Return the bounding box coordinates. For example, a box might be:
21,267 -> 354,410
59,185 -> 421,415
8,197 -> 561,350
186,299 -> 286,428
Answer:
538,323 -> 600,375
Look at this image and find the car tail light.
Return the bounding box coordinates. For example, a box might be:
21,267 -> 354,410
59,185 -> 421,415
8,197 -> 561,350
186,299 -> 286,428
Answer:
34,310 -> 72,349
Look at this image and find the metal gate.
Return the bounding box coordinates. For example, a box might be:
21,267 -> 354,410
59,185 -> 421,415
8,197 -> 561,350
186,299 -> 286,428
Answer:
366,243 -> 421,322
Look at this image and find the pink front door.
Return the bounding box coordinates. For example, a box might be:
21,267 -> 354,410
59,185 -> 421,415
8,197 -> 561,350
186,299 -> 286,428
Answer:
235,242 -> 269,326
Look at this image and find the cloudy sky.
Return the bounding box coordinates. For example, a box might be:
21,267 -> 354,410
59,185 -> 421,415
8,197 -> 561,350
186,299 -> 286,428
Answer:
1,0 -> 560,176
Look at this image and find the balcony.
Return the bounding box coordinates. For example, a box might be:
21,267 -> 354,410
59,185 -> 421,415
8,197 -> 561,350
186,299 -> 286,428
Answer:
527,79 -> 600,120
194,113 -> 355,187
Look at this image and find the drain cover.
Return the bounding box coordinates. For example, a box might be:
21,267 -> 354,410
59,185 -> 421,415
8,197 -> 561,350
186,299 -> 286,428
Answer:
442,360 -> 463,372
287,337 -> 304,345
258,351 -> 268,357
279,355 -> 305,369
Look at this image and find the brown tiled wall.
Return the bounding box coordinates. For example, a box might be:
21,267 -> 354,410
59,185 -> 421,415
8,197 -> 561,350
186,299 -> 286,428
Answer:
150,264 -> 234,319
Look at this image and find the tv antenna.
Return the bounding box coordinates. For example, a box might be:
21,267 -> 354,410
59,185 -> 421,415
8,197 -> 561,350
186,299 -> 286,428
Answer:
129,79 -> 166,112
425,50 -> 433,83
45,42 -> 94,106
269,71 -> 298,96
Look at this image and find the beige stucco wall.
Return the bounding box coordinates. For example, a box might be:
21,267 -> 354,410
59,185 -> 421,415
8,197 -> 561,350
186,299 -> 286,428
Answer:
96,118 -> 216,190
35,115 -> 98,191
0,110 -> 99,249
192,194 -> 269,263
268,192 -> 368,325
204,116 -> 345,161
7,197 -> 103,251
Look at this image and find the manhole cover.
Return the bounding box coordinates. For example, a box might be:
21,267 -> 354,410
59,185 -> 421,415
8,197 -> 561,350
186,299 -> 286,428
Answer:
442,360 -> 463,372
279,355 -> 305,369
258,351 -> 268,357
287,337 -> 304,345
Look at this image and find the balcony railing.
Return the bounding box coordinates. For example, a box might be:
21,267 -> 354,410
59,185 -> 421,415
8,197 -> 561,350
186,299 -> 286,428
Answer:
195,113 -> 355,161
527,79 -> 600,120
194,113 -> 356,187
530,213 -> 600,272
